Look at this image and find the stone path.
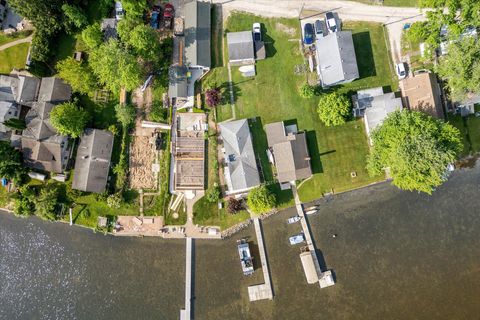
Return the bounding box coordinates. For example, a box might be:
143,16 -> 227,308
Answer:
0,35 -> 32,51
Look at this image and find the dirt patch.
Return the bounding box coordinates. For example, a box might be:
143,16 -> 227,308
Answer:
275,22 -> 296,36
456,155 -> 479,169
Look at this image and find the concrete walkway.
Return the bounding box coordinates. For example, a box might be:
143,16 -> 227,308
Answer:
180,237 -> 193,320
0,35 -> 32,51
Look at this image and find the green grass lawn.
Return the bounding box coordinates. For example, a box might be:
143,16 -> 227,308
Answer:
0,43 -> 29,74
204,14 -> 391,203
0,186 -> 11,208
352,0 -> 419,6
448,106 -> 480,157
0,30 -> 32,46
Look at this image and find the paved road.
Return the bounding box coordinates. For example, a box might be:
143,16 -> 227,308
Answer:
0,35 -> 32,51
213,0 -> 427,64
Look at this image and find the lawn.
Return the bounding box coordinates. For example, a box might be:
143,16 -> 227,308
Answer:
0,30 -> 32,46
447,105 -> 480,157
0,43 -> 29,74
352,0 -> 419,6
204,13 -> 392,203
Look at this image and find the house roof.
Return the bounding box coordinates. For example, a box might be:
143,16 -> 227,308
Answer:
399,72 -> 444,119
37,77 -> 71,103
168,65 -> 188,98
316,31 -> 359,87
177,112 -> 207,131
0,75 -> 18,102
219,119 -> 261,193
364,92 -> 403,140
0,101 -> 18,133
101,18 -> 118,40
17,76 -> 40,104
227,31 -> 255,62
265,121 -> 312,183
184,0 -> 211,68
72,129 -> 114,193
20,77 -> 72,173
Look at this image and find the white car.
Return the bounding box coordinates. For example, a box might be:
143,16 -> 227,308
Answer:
287,216 -> 301,224
325,12 -> 337,33
289,233 -> 305,245
115,2 -> 124,20
396,62 -> 407,79
253,22 -> 261,42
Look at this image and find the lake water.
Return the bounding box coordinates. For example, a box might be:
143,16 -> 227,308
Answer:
1,165 -> 480,319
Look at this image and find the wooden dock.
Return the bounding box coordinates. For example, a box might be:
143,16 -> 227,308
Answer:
180,237 -> 193,320
248,218 -> 273,301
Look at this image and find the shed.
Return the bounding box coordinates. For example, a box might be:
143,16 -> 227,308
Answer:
184,0 -> 211,69
227,31 -> 255,65
399,72 -> 444,119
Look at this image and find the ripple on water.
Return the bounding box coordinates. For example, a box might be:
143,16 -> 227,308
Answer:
0,222 -> 94,320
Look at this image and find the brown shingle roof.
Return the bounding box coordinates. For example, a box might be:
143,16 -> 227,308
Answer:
399,72 -> 444,119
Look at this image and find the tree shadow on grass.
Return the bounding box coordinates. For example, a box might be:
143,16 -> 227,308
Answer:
352,31 -> 376,79
261,23 -> 277,58
248,117 -> 273,182
306,131 -> 324,174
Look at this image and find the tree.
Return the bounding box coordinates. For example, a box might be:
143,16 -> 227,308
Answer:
121,0 -> 148,18
8,0 -> 65,62
436,37 -> 480,101
206,185 -> 221,203
3,118 -> 26,130
247,185 -> 276,214
126,24 -> 161,61
62,4 -> 87,30
317,92 -> 351,127
50,102 -> 89,138
81,23 -> 103,49
13,185 -> 36,216
0,141 -> 26,183
57,57 -> 97,94
205,88 -> 221,107
114,104 -> 136,129
117,17 -> 142,42
298,83 -> 315,99
227,198 -> 244,214
89,39 -> 143,92
367,110 -> 462,194
35,183 -> 60,220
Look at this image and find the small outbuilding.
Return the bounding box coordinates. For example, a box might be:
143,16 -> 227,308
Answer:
227,31 -> 255,65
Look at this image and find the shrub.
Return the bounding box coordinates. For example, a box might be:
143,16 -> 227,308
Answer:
107,193 -> 123,208
317,92 -> 351,127
227,198 -> 244,214
247,185 -> 276,214
298,83 -> 315,99
205,88 -> 221,107
206,185 -> 221,203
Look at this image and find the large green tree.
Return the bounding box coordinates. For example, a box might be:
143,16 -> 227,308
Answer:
50,102 -> 89,138
117,16 -> 142,42
0,141 -> 26,183
89,39 -> 143,92
127,25 -> 161,61
367,110 -> 462,194
57,57 -> 97,95
121,0 -> 147,18
317,92 -> 351,127
13,185 -> 36,216
436,37 -> 480,101
81,23 -> 103,49
62,4 -> 87,30
247,185 -> 276,214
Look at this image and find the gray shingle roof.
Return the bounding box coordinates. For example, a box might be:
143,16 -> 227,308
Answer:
17,76 -> 40,104
184,0 -> 211,68
72,129 -> 114,193
227,31 -> 255,62
168,65 -> 188,98
265,121 -> 312,183
37,77 -> 72,103
219,119 -> 260,193
364,92 -> 403,140
316,31 -> 359,87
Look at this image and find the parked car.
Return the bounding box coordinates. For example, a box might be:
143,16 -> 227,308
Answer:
325,12 -> 337,33
150,11 -> 160,29
314,20 -> 325,39
396,62 -> 407,79
115,1 -> 124,20
253,22 -> 261,41
289,233 -> 305,245
303,23 -> 314,45
287,216 -> 301,224
163,3 -> 174,29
